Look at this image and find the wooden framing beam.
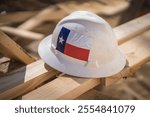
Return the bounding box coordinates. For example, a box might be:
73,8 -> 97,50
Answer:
58,0 -> 129,16
0,26 -> 44,40
0,60 -> 60,99
76,89 -> 119,100
114,13 -> 150,44
103,31 -> 150,86
18,6 -> 67,30
0,31 -> 36,64
0,13 -> 149,99
18,0 -> 129,31
22,30 -> 150,99
0,11 -> 37,26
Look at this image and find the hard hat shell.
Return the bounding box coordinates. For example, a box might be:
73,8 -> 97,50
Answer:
38,11 -> 126,78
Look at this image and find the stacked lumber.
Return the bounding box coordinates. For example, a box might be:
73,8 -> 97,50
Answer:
0,0 -> 149,100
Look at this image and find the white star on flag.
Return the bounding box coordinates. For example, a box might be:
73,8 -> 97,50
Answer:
59,36 -> 64,44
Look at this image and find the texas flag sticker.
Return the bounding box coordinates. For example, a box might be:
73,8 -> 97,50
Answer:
56,27 -> 91,61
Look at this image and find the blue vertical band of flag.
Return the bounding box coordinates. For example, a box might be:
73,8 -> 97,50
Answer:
56,27 -> 70,53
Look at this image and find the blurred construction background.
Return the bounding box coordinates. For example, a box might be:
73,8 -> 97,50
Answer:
0,0 -> 150,99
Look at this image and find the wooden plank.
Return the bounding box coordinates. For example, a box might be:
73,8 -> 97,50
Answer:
0,26 -> 45,40
18,6 -> 67,30
0,14 -> 149,99
114,13 -> 150,44
122,84 -> 145,100
0,60 -> 60,99
20,76 -> 81,100
0,11 -> 37,25
18,0 -> 129,31
22,77 -> 100,100
58,0 -> 129,16
57,1 -> 104,14
0,57 -> 10,64
0,9 -> 150,43
17,6 -> 53,30
101,0 -> 129,15
0,59 -> 24,75
0,31 -> 36,64
0,57 -> 11,74
119,0 -> 146,24
22,30 -> 150,99
76,89 -> 119,100
104,30 -> 150,86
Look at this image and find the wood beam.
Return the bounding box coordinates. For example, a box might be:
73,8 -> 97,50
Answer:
0,11 -> 37,25
0,60 -> 60,99
22,30 -> 150,99
0,13 -> 149,99
0,31 -> 36,64
18,0 -> 129,31
0,26 -> 44,40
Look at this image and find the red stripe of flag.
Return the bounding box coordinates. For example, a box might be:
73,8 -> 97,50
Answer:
64,43 -> 89,61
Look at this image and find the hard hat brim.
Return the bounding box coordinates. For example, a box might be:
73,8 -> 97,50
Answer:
38,35 -> 126,78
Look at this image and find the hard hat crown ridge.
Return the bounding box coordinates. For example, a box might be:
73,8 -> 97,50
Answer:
38,11 -> 126,78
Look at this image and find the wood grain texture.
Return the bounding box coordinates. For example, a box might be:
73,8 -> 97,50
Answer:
18,0 -> 129,31
0,60 -> 60,99
0,26 -> 45,40
0,57 -> 10,74
76,89 -> 119,100
105,30 -> 150,86
115,13 -> 150,44
22,30 -> 150,99
0,31 -> 35,64
0,11 -> 37,25
0,13 -> 149,99
18,6 -> 67,30
58,0 -> 129,15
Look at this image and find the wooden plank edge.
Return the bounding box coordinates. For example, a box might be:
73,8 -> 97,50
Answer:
0,11 -> 38,25
0,26 -> 45,40
115,13 -> 150,44
18,6 -> 66,30
76,89 -> 119,100
0,60 -> 60,99
0,31 -> 36,64
22,30 -> 150,99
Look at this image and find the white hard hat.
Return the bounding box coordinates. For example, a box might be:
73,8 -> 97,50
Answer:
38,11 -> 126,78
